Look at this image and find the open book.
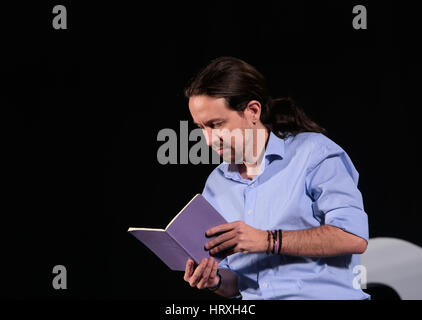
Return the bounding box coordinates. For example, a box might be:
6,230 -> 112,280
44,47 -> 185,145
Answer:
128,194 -> 228,271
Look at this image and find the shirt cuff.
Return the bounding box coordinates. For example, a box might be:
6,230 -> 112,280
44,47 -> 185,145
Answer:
324,207 -> 369,243
218,266 -> 243,299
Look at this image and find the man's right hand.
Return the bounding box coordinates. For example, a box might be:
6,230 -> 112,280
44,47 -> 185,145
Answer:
183,257 -> 219,290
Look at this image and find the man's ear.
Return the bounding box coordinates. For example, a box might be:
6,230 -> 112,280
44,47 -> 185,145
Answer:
245,100 -> 262,124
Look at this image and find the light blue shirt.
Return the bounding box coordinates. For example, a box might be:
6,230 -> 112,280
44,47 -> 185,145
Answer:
202,131 -> 370,300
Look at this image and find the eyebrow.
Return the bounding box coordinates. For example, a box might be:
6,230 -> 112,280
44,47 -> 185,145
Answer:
194,118 -> 225,127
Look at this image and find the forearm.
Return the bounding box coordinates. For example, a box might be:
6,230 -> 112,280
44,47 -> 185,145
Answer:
212,268 -> 240,298
205,222 -> 367,267
279,225 -> 367,257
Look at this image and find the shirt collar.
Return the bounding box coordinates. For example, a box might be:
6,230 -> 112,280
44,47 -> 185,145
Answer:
218,130 -> 285,177
265,131 -> 285,160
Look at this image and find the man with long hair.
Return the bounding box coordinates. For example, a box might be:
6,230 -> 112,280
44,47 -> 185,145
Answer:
183,57 -> 369,300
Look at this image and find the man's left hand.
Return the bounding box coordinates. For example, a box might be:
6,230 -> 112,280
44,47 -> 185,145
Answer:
205,221 -> 268,257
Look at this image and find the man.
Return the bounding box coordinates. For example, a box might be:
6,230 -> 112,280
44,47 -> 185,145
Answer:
183,57 -> 369,300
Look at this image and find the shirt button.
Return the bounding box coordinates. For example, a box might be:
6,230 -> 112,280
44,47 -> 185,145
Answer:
248,209 -> 252,215
262,282 -> 268,288
250,183 -> 255,187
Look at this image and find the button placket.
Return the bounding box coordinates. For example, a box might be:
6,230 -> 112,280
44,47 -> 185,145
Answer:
243,181 -> 258,225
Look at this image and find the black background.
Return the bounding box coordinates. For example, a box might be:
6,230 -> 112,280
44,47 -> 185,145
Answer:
2,0 -> 421,300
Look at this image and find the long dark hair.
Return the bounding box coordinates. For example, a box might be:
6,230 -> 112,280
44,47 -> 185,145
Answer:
184,56 -> 327,139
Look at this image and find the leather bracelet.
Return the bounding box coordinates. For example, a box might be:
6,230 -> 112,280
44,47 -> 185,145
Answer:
266,230 -> 272,255
207,270 -> 222,291
278,229 -> 282,254
271,230 -> 277,254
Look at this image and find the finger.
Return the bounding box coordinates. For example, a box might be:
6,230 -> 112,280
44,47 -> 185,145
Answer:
224,245 -> 240,257
189,258 -> 208,287
205,230 -> 236,250
209,261 -> 219,281
209,238 -> 238,255
189,258 -> 207,287
196,258 -> 214,289
184,258 -> 194,281
206,221 -> 239,237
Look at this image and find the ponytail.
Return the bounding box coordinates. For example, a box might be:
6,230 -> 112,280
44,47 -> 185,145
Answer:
261,97 -> 327,139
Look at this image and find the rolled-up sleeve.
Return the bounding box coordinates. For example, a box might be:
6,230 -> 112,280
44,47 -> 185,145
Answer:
305,143 -> 369,242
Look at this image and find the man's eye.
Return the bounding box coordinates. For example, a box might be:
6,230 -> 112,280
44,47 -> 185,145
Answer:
212,122 -> 223,128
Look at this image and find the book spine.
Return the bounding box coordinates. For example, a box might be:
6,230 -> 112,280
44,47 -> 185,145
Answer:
167,231 -> 196,265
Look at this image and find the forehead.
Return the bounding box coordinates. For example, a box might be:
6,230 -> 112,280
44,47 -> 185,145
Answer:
188,95 -> 229,122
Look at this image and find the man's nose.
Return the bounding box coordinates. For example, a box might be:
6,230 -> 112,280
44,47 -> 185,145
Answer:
202,128 -> 214,147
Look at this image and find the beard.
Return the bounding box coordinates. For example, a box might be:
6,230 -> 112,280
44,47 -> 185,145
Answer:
211,127 -> 267,164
